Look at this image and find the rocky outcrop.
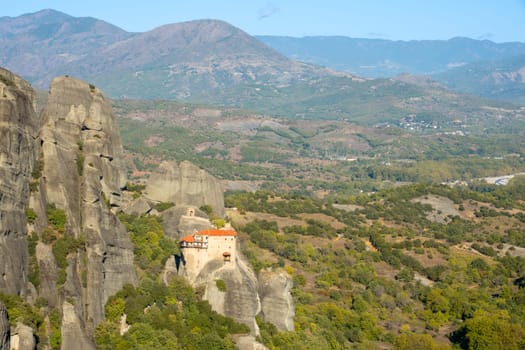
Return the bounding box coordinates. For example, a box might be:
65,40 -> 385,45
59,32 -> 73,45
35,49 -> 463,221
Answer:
0,71 -> 138,348
121,197 -> 151,216
201,258 -> 261,334
160,206 -> 211,240
60,302 -> 95,350
37,76 -> 136,348
145,160 -> 225,217
175,259 -> 296,350
234,335 -> 268,350
0,301 -> 9,350
10,323 -> 35,350
0,68 -> 38,297
258,269 -> 295,331
34,243 -> 59,308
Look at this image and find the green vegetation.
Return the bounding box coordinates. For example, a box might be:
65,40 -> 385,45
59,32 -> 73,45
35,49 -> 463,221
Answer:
27,232 -> 40,287
49,308 -> 62,350
0,292 -> 46,347
76,151 -> 84,176
26,208 -> 37,224
97,211 -> 249,349
30,153 -> 43,192
96,278 -> 249,349
153,201 -> 175,212
115,97 -> 524,200
215,279 -> 227,292
227,179 -> 525,348
118,213 -> 178,275
126,182 -> 146,199
45,204 -> 67,234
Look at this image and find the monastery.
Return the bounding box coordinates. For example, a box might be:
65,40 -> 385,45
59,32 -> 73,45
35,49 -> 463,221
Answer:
178,228 -> 238,275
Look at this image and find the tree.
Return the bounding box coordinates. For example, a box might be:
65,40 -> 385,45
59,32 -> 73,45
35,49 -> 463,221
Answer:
463,310 -> 525,350
394,333 -> 449,350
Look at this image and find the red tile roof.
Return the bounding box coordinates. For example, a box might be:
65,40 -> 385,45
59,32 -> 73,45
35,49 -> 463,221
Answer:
180,234 -> 195,243
198,229 -> 237,237
180,229 -> 237,243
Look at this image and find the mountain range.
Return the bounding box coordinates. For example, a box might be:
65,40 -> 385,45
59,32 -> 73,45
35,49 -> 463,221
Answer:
257,35 -> 525,77
258,36 -> 525,104
0,9 -> 524,121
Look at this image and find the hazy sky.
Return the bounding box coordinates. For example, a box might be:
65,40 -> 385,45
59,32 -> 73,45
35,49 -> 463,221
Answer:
4,0 -> 525,42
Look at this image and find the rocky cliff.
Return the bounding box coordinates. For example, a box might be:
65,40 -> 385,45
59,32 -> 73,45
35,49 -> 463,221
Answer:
0,301 -> 9,349
0,70 -> 138,349
0,68 -> 37,297
201,258 -> 261,334
145,160 -> 225,217
34,76 -> 137,348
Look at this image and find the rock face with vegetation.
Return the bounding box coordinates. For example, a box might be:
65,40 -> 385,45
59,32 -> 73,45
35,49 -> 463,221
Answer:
177,238 -> 295,339
34,76 -> 136,348
1,68 -> 289,349
0,68 -> 37,297
200,258 -> 262,334
145,160 -> 225,216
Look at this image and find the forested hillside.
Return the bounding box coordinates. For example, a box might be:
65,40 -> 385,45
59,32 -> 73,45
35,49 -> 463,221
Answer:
225,179 -> 525,349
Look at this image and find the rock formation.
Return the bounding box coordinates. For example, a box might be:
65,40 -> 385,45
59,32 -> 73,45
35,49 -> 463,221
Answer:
10,322 -> 35,350
121,196 -> 151,216
173,226 -> 296,342
35,76 -> 137,348
160,206 -> 211,240
201,258 -> 261,334
0,67 -> 294,350
0,68 -> 37,297
0,301 -> 9,350
258,269 -> 295,331
145,160 -> 225,217
0,70 -> 139,349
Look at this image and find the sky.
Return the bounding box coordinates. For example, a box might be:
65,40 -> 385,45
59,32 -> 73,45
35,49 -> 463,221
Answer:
3,0 -> 525,42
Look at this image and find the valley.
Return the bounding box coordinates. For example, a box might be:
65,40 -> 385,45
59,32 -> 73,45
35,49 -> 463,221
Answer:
0,8 -> 525,350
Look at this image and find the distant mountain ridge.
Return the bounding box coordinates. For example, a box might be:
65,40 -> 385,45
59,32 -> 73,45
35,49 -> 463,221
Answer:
257,35 -> 525,77
0,9 -> 337,97
432,55 -> 525,104
0,9 -> 133,81
257,35 -> 525,104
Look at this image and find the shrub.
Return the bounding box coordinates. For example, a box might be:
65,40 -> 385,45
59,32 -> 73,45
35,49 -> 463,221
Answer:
76,152 -> 84,176
215,279 -> 227,292
154,202 -> 175,212
46,204 -> 67,232
199,204 -> 213,216
26,208 -> 37,224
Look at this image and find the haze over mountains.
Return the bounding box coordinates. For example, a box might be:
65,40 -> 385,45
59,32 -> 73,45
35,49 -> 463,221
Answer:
1,9 -> 524,110
258,36 -> 525,104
